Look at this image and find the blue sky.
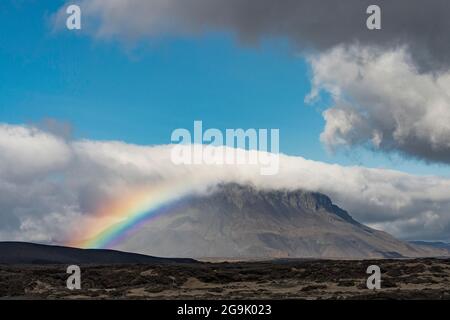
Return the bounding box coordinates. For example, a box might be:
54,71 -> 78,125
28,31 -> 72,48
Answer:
1,0 -> 449,177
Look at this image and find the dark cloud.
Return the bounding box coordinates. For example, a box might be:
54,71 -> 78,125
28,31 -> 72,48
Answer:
38,118 -> 73,140
63,0 -> 450,72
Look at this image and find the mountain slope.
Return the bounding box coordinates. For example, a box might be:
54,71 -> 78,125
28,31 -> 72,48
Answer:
0,242 -> 197,265
118,183 -> 446,259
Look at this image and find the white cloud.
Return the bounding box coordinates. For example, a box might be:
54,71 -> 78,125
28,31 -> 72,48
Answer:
0,124 -> 71,180
307,45 -> 450,164
0,123 -> 450,244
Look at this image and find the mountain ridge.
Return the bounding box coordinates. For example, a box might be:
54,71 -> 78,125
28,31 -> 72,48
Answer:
116,183 -> 447,259
2,184 -> 446,262
409,241 -> 450,254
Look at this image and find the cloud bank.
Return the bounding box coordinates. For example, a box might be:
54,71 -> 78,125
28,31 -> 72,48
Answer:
1,124 -> 450,245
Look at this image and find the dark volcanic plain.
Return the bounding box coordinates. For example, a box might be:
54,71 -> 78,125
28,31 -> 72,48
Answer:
2,258 -> 450,300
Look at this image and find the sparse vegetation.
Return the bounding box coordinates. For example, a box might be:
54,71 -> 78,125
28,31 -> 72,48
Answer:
1,258 -> 450,299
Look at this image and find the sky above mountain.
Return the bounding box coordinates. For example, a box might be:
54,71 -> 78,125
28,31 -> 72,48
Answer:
1,1 -> 450,245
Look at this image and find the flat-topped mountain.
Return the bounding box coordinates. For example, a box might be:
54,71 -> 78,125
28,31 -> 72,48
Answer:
117,183 -> 446,259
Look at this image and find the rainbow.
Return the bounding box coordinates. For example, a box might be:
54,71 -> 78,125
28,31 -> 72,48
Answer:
68,180 -> 202,249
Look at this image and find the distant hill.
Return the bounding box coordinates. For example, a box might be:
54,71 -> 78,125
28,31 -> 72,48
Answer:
117,183 -> 448,259
409,241 -> 450,254
0,242 -> 197,265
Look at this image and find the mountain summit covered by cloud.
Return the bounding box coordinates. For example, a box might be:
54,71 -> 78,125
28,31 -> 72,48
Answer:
1,1 -> 450,257
57,0 -> 450,72
1,123 -> 450,248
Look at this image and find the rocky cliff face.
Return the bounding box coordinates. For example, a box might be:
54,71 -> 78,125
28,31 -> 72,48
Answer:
118,183 -> 446,259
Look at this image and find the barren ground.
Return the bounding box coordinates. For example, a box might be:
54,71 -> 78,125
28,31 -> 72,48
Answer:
1,258 -> 450,300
